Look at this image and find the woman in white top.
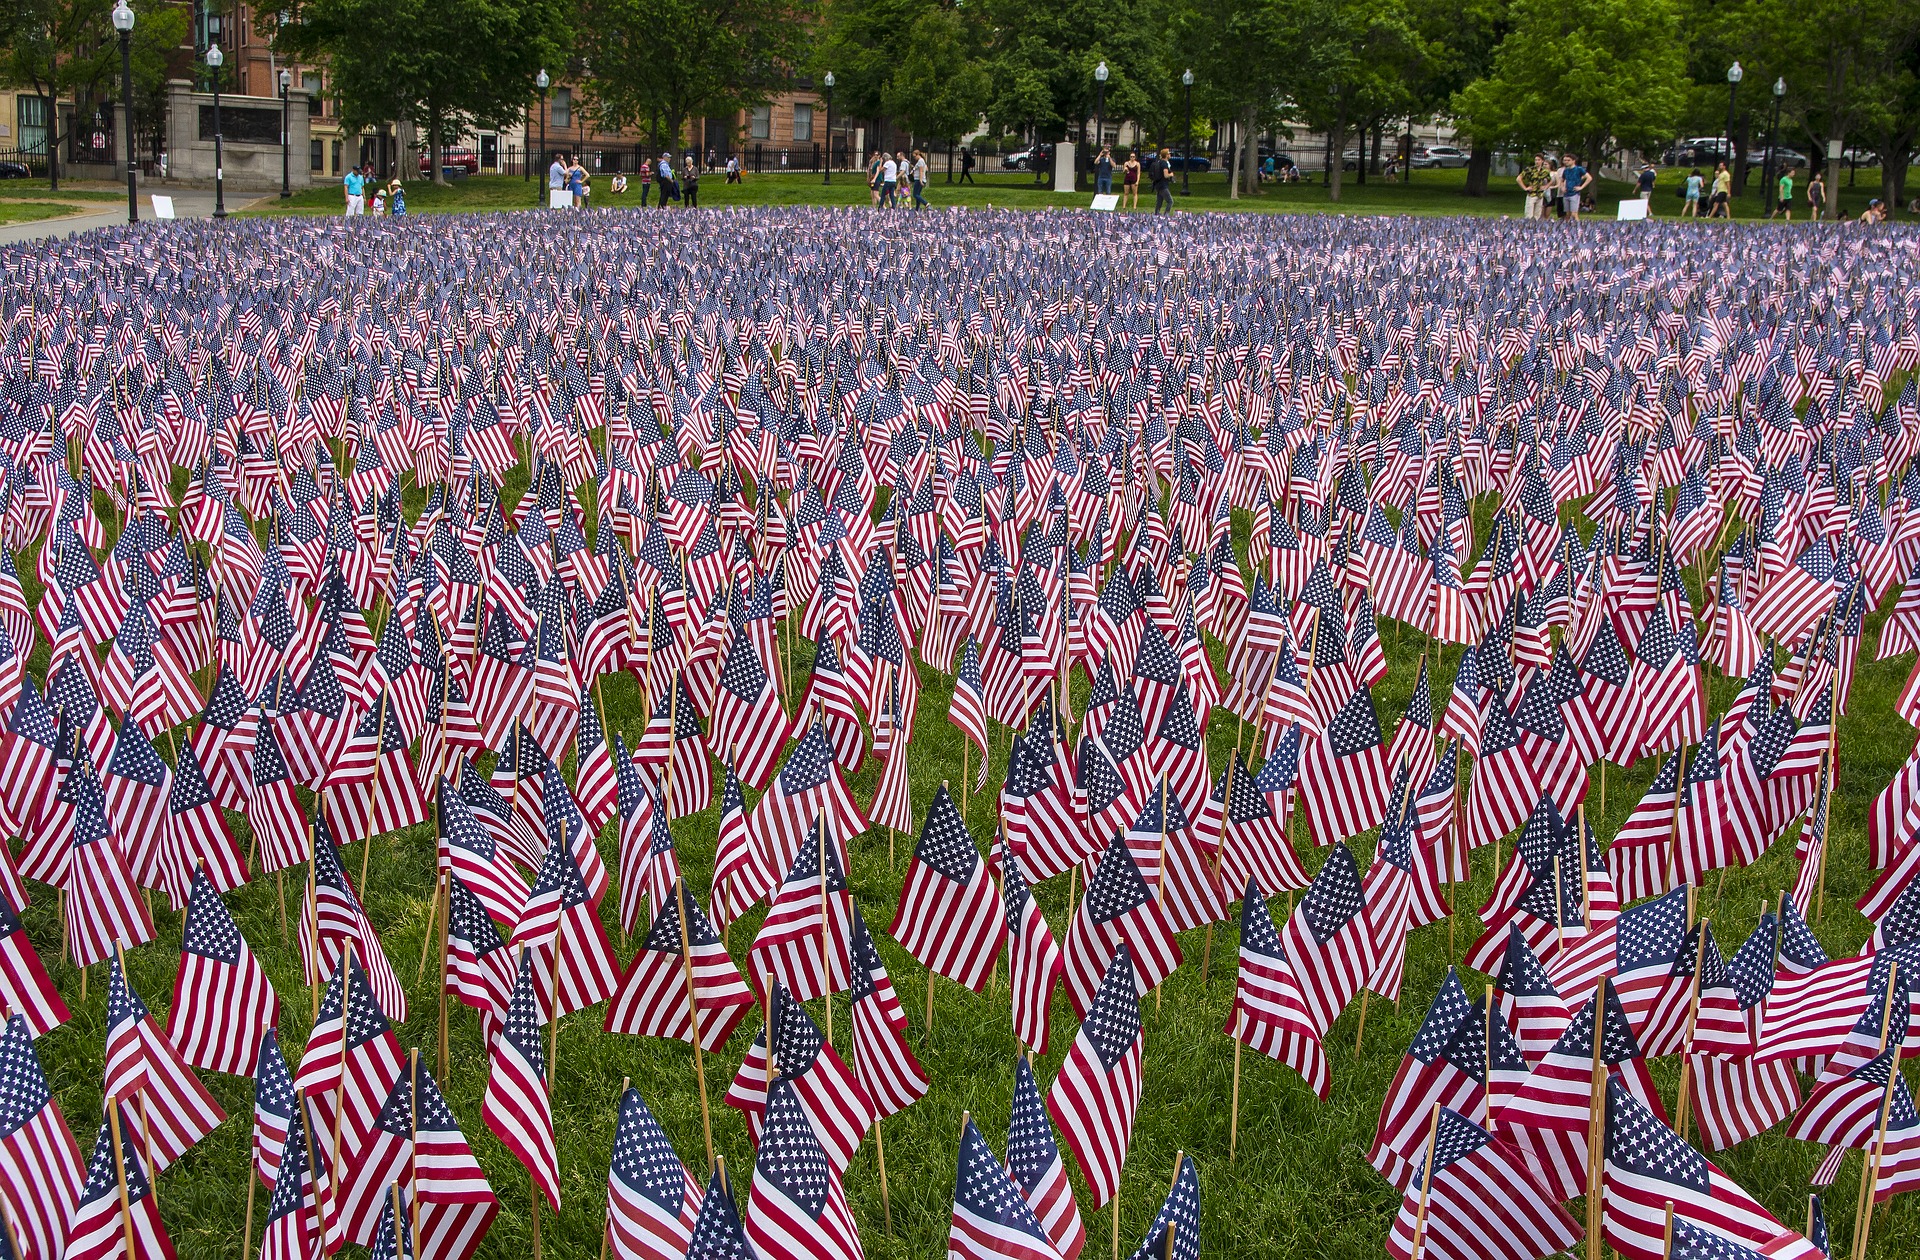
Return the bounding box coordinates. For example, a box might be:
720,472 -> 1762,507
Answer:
910,150 -> 929,208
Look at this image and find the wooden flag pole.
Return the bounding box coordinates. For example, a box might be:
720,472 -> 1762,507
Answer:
417,867 -> 445,981
332,941 -> 357,1211
410,1050 -> 422,1249
1672,907 -> 1710,1140
296,1090 -> 328,1248
1408,1105 -> 1443,1260
241,1138 -> 258,1260
436,871 -> 452,1084
1483,986 -> 1497,1127
530,1173 -> 543,1260
107,1096 -> 139,1260
818,810 -> 833,1047
1660,1201 -> 1674,1260
675,877 -> 716,1175
1851,960 -> 1900,1260
1587,975 -> 1610,1260
1229,1033 -> 1244,1161
873,1110 -> 893,1233
1111,1180 -> 1122,1260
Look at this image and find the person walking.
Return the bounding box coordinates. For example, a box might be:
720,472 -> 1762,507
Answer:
1807,169 -> 1826,220
881,151 -> 900,207
726,154 -> 741,184
658,152 -> 679,205
343,163 -> 365,216
1095,146 -> 1114,195
1682,167 -> 1703,217
1772,165 -> 1796,220
1709,160 -> 1732,218
1559,153 -> 1591,221
1149,146 -> 1174,214
682,154 -> 699,207
1635,160 -> 1657,212
867,151 -> 884,206
1121,149 -> 1141,209
638,157 -> 653,206
959,146 -> 975,184
910,149 -> 929,208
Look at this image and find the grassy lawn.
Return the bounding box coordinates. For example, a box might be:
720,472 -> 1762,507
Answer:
0,200 -> 95,224
238,165 -> 1918,221
12,457 -> 1917,1260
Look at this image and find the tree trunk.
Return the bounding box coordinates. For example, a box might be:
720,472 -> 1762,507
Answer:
1465,140 -> 1492,197
1369,120 -> 1383,176
430,104 -> 448,186
1328,104 -> 1348,202
1356,121 -> 1367,185
1321,130 -> 1332,187
1227,117 -> 1238,199
1242,106 -> 1257,196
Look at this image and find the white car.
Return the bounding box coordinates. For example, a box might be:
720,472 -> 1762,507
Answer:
1411,145 -> 1469,169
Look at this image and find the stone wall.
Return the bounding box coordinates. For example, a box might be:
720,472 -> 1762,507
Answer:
161,78 -> 312,192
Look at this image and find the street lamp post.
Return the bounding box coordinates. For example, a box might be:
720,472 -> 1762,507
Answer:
1724,61 -> 1743,189
823,72 -> 834,185
535,69 -> 549,204
207,43 -> 226,218
1093,60 -> 1108,192
279,68 -> 292,199
112,0 -> 136,223
1763,76 -> 1785,214
1181,69 -> 1194,195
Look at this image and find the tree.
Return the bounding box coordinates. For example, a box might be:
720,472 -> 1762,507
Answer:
1292,0 -> 1419,201
881,6 -> 990,148
579,0 -> 808,153
1405,0 -> 1509,194
0,0 -> 182,190
1167,0 -> 1300,198
1453,0 -> 1687,171
277,0 -> 571,183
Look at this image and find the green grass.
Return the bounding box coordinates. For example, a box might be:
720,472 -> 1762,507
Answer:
0,201 -> 94,225
14,465 -> 1918,1260
236,165 -> 1920,222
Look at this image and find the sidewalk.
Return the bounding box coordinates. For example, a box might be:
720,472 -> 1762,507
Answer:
0,186 -> 229,246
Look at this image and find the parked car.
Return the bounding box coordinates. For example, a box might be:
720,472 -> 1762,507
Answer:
419,148 -> 480,175
1750,147 -> 1809,169
1410,144 -> 1469,168
0,161 -> 28,179
1165,150 -> 1212,173
1001,144 -> 1053,171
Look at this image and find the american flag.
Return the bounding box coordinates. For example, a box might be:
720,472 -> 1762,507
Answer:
1046,945 -> 1144,1209
710,630 -> 789,790
745,1079 -> 864,1260
749,718 -> 868,892
1125,1151 -> 1198,1260
1276,842 -> 1378,1038
301,820 -> 407,1023
512,812 -> 621,1022
411,1063 -> 498,1260
683,1163 -> 752,1260
604,879 -> 754,1051
951,1115 -> 1063,1260
0,886 -> 67,1038
1492,927 -> 1572,1065
482,948 -> 560,1211
444,872 -> 517,1045
102,955 -> 225,1173
334,1067 -> 423,1246
292,955 -> 406,1182
709,758 -> 773,933
847,903 -> 929,1117
889,783 -> 1004,992
1228,878 -> 1330,1101
603,1085 -> 702,1260
257,1095 -> 332,1260
1006,1054 -> 1085,1260
0,1012 -> 82,1260
948,637 -> 992,789
63,1099 -> 176,1260
436,777 -> 528,928
250,1029 -> 298,1192
1296,685 -> 1389,845
368,1185 -> 415,1260
749,817 -> 854,1003
1061,832 -> 1181,1019
165,868 -> 278,1076
60,748 -> 155,967
1382,1106 -> 1580,1260
1000,838 -> 1064,1057
1602,1075 -> 1824,1260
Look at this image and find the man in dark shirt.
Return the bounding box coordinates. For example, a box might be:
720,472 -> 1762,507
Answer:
1148,147 -> 1174,214
1560,154 -> 1592,221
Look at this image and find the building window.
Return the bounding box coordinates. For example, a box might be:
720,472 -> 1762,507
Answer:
310,139 -> 323,171
551,88 -> 570,129
16,96 -> 48,157
303,72 -> 322,113
749,106 -> 771,140
331,139 -> 341,172
792,103 -> 813,142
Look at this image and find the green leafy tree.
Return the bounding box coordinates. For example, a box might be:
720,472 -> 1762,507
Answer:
1291,0 -> 1419,201
0,0 -> 183,189
881,6 -> 990,147
1453,0 -> 1687,170
1405,0 -> 1509,193
578,0 -> 809,152
276,0 -> 571,183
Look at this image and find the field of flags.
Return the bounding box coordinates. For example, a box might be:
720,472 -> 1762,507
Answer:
0,204 -> 1917,1260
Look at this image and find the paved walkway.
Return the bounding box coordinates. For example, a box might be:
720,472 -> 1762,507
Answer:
0,187 -> 233,246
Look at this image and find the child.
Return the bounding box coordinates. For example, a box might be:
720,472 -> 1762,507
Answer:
370,183 -> 387,214
388,180 -> 407,215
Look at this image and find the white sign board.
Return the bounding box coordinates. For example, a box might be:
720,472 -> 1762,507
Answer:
549,189 -> 573,209
1090,193 -> 1119,212
1615,198 -> 1649,221
149,194 -> 175,219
